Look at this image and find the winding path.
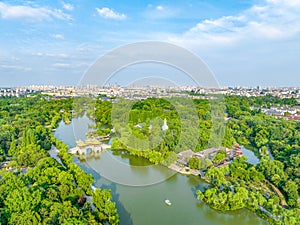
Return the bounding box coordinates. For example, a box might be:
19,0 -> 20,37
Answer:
265,180 -> 288,206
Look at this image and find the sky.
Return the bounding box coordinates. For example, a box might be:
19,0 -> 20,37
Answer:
0,0 -> 299,87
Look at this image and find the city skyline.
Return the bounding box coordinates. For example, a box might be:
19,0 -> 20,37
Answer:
1,0 -> 300,87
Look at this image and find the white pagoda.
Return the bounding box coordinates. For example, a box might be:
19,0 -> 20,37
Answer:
161,118 -> 168,131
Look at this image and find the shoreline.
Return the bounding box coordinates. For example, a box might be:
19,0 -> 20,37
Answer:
168,163 -> 201,176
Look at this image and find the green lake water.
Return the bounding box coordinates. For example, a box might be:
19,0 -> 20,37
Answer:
54,116 -> 268,225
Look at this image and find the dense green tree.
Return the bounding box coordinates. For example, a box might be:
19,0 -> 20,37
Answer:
93,188 -> 119,225
0,95 -> 119,224
212,150 -> 227,164
283,180 -> 298,207
188,157 -> 200,170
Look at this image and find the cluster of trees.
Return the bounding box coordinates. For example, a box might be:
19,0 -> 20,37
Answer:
247,95 -> 298,108
0,95 -> 72,163
94,99 -> 113,136
52,137 -> 119,225
197,156 -> 300,225
188,151 -> 229,177
100,97 -> 232,165
111,138 -> 177,166
188,156 -> 213,170
258,156 -> 298,207
0,95 -> 119,224
225,95 -> 299,207
212,150 -> 227,164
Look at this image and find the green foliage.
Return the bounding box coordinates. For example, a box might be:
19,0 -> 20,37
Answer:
283,180 -> 298,207
206,166 -> 229,187
188,157 -> 201,170
198,151 -> 299,224
99,97 -> 228,165
258,156 -> 287,187
95,99 -> 113,136
0,96 -> 119,225
198,186 -> 249,211
222,127 -> 235,148
225,95 -> 300,212
161,151 -> 178,166
212,150 -> 227,164
93,188 -> 119,225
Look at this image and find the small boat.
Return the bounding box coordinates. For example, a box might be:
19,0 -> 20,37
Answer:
165,199 -> 172,206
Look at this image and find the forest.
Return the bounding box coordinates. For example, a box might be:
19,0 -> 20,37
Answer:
0,95 -> 119,225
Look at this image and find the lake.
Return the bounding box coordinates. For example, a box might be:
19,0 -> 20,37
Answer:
54,115 -> 268,225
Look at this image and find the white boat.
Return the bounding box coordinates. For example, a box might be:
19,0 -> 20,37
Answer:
165,199 -> 172,206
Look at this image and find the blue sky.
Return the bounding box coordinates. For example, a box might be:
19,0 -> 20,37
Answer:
0,0 -> 299,87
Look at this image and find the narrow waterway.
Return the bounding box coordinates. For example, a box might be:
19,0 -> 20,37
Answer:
54,116 -> 268,225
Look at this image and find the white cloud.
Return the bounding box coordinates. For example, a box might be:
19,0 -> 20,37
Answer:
0,64 -> 32,71
62,2 -> 74,11
96,7 -> 126,20
52,34 -> 65,39
165,0 -> 300,87
53,63 -> 71,68
144,5 -> 177,19
76,43 -> 102,52
0,2 -> 71,21
266,0 -> 300,7
156,5 -> 164,11
52,62 -> 89,70
33,53 -> 69,58
76,62 -> 90,67
169,0 -> 300,47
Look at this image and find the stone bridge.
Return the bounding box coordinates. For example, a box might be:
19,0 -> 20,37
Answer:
69,140 -> 111,155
